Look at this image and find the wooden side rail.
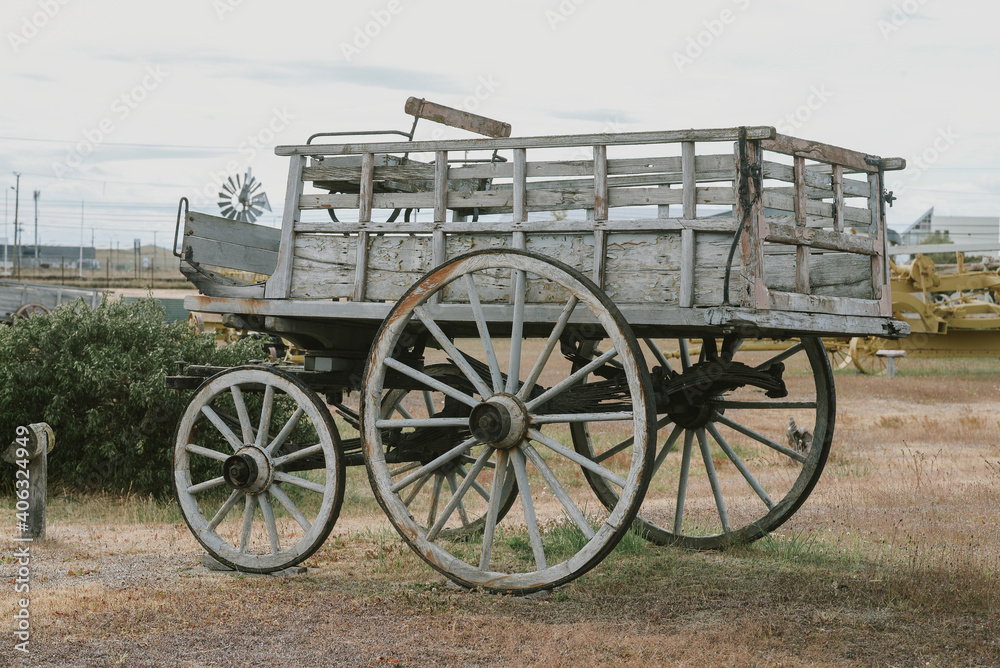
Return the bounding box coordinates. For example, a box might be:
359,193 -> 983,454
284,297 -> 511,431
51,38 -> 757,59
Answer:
256,126 -> 903,321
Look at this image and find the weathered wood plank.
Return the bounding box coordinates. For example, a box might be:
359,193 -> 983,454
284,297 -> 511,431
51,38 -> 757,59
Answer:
264,154 -> 305,299
764,252 -> 873,299
762,192 -> 871,225
762,134 -> 878,173
764,222 -> 876,255
276,126 -> 777,157
434,151 -> 448,223
594,145 -> 608,221
793,156 -> 810,295
513,148 -> 527,223
832,164 -> 845,232
294,216 -> 740,235
768,291 -> 884,317
679,228 -> 695,308
405,97 -> 512,138
737,140 -> 768,309
682,141 -> 696,219
358,152 -> 374,223
353,231 -> 369,302
869,173 -> 885,302
185,294 -> 906,337
762,161 -> 870,197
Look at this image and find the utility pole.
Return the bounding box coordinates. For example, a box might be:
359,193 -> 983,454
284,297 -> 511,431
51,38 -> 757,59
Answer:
4,186 -> 9,274
33,190 -> 40,267
13,172 -> 21,279
152,230 -> 157,289
79,201 -> 84,279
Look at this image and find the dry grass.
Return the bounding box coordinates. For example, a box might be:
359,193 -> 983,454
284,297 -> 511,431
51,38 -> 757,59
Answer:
4,357 -> 1000,667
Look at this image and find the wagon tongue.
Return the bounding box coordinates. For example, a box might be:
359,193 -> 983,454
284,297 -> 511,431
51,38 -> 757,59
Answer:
655,359 -> 788,428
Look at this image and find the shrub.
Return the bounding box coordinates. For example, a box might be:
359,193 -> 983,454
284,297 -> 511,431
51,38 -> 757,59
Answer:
0,297 -> 266,497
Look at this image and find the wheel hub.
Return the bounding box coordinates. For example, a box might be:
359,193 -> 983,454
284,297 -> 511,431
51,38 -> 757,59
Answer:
223,446 -> 273,494
469,394 -> 528,449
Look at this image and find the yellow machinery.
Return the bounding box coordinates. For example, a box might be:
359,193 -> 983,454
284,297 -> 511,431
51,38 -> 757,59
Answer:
844,252 -> 1000,373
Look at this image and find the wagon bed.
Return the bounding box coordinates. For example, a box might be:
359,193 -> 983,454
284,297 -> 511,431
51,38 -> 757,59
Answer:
170,109 -> 907,595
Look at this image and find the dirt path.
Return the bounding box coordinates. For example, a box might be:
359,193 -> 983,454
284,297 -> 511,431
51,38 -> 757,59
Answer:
5,364 -> 999,667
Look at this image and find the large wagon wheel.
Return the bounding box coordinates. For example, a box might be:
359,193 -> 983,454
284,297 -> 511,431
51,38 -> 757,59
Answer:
572,336 -> 834,549
362,249 -> 655,595
174,366 -> 345,573
378,363 -> 518,540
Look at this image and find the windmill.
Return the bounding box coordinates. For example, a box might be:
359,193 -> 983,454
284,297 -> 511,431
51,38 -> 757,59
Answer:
218,167 -> 271,222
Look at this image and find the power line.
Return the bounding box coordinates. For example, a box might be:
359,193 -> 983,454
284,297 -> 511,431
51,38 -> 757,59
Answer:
0,135 -> 241,151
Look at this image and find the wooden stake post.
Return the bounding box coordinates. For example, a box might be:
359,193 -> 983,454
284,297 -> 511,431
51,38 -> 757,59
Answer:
4,423 -> 54,540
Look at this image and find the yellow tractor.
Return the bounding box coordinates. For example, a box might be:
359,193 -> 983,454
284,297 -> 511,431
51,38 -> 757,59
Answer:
843,252 -> 1000,373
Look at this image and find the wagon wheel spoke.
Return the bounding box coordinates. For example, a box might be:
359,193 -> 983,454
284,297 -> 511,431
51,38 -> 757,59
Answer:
208,490 -> 243,531
572,336 -> 833,549
231,386 -> 254,444
254,384 -> 274,448
696,428 -> 731,534
200,405 -> 242,453
518,296 -> 577,401
511,447 -> 547,571
505,269 -> 526,394
266,407 -> 305,455
465,273 -> 504,393
673,430 -> 695,534
174,367 -> 344,573
258,492 -> 282,555
269,483 -> 313,532
363,250 -> 653,595
479,450 -> 511,570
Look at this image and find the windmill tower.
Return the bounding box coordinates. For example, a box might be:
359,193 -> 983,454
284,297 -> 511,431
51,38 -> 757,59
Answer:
218,167 -> 272,222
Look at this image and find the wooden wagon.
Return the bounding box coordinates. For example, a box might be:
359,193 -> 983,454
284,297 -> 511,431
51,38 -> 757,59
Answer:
0,280 -> 104,323
168,100 -> 907,594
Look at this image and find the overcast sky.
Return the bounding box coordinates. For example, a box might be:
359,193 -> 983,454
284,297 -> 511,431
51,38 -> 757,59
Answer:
1,0 -> 997,249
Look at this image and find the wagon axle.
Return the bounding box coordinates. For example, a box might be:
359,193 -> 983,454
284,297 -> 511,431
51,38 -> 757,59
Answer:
652,358 -> 788,429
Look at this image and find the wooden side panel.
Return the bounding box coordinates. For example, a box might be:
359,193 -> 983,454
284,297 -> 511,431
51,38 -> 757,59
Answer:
366,235 -> 433,301
764,252 -> 874,299
604,232 -> 682,305
182,211 -> 280,275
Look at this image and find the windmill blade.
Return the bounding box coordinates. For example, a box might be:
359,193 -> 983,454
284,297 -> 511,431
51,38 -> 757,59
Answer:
220,205 -> 236,218
246,209 -> 258,223
251,192 -> 272,213
226,175 -> 237,191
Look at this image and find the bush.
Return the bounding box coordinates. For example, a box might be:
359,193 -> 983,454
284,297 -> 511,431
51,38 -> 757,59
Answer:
0,297 -> 266,497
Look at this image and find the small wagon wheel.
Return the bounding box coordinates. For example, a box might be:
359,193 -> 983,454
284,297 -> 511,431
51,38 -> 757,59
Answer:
378,363 -> 518,540
849,336 -> 887,375
174,366 -> 345,573
572,336 -> 834,549
362,249 -> 655,595
14,302 -> 51,318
